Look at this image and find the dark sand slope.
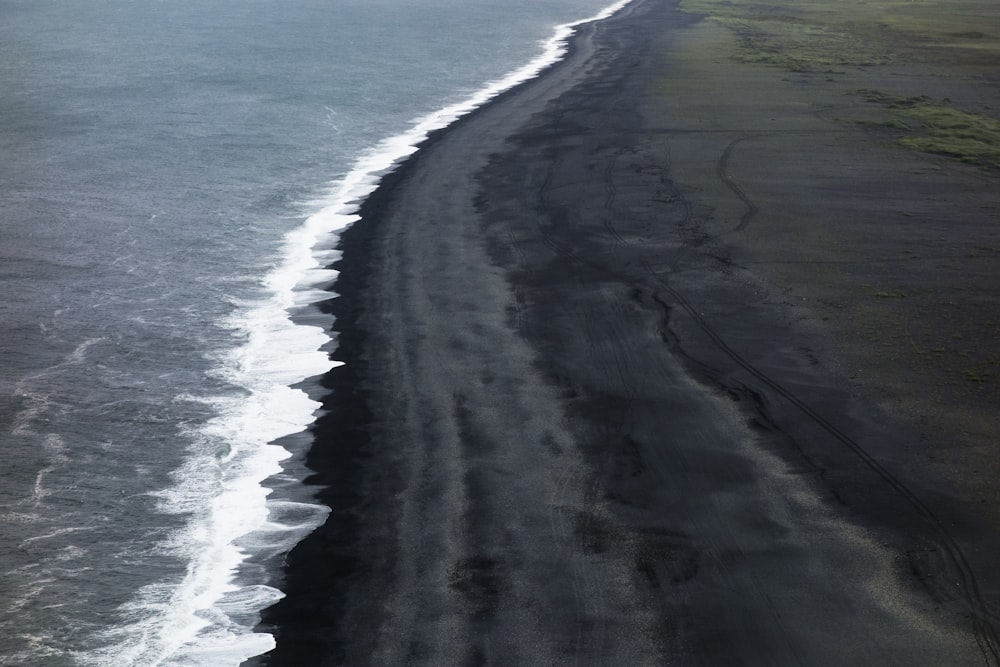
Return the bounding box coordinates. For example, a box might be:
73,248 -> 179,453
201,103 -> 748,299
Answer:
256,0 -> 1000,664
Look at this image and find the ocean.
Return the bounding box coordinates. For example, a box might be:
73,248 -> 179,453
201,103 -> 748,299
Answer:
0,0 -> 626,664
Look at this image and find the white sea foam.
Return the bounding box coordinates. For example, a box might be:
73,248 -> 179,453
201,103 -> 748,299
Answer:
298,0 -> 633,253
76,190 -> 343,665
81,1 -> 633,665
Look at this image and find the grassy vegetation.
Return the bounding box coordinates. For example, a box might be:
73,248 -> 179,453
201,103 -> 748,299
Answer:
677,0 -> 886,71
677,0 -> 1000,70
898,105 -> 1000,168
857,90 -> 1000,168
676,0 -> 1000,167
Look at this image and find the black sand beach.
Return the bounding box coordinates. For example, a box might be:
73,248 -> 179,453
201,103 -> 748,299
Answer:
253,0 -> 1000,663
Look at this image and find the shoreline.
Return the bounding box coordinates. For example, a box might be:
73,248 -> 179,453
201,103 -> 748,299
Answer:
254,0 -> 1000,663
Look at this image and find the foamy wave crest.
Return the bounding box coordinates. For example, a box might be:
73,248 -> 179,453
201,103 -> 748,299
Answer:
77,229 -> 338,665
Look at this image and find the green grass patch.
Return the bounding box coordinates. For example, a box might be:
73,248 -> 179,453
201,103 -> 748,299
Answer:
856,90 -> 1000,168
678,0 -> 1000,70
676,2 -> 886,71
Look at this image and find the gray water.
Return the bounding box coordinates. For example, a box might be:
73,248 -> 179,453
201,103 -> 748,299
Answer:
0,0 -> 623,664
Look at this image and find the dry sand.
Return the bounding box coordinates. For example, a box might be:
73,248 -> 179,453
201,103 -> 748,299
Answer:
254,0 -> 1000,663
653,0 -> 1000,526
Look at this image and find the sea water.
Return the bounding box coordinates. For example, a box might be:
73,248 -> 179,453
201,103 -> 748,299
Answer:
0,0 -> 627,664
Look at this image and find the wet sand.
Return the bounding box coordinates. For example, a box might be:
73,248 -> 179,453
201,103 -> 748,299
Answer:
254,0 -> 1000,663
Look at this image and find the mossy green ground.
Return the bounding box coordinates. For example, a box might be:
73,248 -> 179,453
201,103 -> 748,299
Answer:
679,0 -> 1000,67
678,0 -> 1000,167
859,91 -> 1000,167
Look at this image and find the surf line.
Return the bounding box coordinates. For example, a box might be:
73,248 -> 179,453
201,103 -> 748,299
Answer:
82,2 -> 641,666
295,0 -> 637,263
236,2 -> 640,662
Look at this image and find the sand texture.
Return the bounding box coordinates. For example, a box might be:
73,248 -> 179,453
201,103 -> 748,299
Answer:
255,0 -> 1000,663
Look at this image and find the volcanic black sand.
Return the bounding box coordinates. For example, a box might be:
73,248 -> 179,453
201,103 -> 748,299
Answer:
252,0 -> 1000,663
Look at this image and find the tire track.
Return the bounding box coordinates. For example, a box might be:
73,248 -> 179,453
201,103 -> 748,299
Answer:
717,135 -> 762,236
537,145 -> 581,260
486,25 -> 999,657
644,263 -> 1000,665
602,152 -> 628,246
